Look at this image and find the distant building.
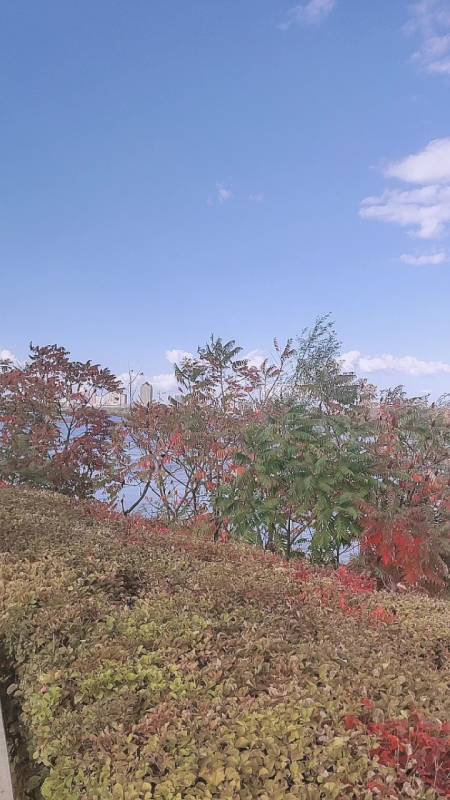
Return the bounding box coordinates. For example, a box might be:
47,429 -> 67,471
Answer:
140,382 -> 153,406
81,382 -> 155,409
107,390 -> 128,407
91,389 -> 128,408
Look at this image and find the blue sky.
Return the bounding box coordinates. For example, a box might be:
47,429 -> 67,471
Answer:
1,0 -> 450,397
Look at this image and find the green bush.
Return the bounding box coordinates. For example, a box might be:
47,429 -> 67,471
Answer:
0,488 -> 448,799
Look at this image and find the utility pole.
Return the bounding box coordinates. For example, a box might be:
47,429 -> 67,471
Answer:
127,369 -> 143,407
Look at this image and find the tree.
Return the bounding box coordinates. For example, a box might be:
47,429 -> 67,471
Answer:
118,338 -> 255,522
117,336 -> 297,527
216,317 -> 374,563
291,314 -> 365,411
361,391 -> 450,591
220,403 -> 373,563
118,324 -> 376,560
0,343 -> 120,499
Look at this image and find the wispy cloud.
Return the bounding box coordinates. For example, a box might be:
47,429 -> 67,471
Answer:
360,138 -> 450,239
407,0 -> 450,75
279,0 -> 336,29
400,250 -> 448,264
342,350 -> 450,376
216,183 -> 233,203
360,184 -> 450,239
208,184 -> 266,207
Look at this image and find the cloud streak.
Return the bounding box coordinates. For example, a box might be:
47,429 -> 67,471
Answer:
400,251 -> 448,265
279,0 -> 336,29
342,350 -> 450,376
216,183 -> 233,203
407,0 -> 450,75
360,184 -> 450,239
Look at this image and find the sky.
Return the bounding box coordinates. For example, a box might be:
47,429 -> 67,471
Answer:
1,0 -> 450,398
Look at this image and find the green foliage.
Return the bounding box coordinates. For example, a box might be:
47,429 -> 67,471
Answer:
0,488 -> 448,799
221,404 -> 373,563
291,315 -> 364,410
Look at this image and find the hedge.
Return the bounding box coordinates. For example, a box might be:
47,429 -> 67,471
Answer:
0,488 -> 448,799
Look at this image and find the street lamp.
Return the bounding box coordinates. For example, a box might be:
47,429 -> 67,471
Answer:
128,369 -> 143,406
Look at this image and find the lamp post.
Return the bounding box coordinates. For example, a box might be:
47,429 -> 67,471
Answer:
128,369 -> 143,406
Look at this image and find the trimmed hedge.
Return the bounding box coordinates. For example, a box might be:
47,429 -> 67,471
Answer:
0,488 -> 449,799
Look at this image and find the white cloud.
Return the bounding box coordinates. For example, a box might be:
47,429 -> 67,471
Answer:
149,372 -> 179,394
118,350 -> 194,400
118,369 -> 177,399
360,139 -> 450,239
116,371 -> 146,397
279,0 -> 336,28
119,348 -> 275,400
360,183 -> 450,239
121,345 -> 450,399
216,183 -> 233,203
210,187 -> 265,206
245,349 -> 267,368
385,138 -> 450,184
400,250 -> 448,264
0,348 -> 18,363
341,350 -> 450,376
407,0 -> 450,75
165,349 -> 193,365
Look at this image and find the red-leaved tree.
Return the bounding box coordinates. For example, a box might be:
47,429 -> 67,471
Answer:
0,344 -> 121,498
117,337 -> 296,532
362,390 -> 450,591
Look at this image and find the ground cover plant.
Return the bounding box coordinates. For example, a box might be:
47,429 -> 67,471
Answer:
0,487 -> 448,799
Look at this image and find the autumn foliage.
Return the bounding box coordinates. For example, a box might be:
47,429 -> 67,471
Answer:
0,344 -> 120,498
0,320 -> 449,591
0,488 -> 448,799
361,394 -> 450,591
368,715 -> 450,797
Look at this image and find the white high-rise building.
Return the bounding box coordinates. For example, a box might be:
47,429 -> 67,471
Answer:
140,382 -> 153,406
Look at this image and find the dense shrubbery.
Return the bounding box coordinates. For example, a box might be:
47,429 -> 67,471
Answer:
1,319 -> 449,591
0,487 -> 448,799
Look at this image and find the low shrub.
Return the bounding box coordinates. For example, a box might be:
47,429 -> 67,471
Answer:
0,488 -> 448,799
